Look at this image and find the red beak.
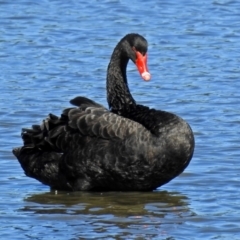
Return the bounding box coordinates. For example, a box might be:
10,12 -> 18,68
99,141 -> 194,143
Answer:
134,50 -> 151,81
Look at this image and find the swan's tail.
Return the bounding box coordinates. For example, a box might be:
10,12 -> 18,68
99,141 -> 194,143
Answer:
12,103 -> 75,189
13,147 -> 70,189
12,111 -> 74,189
12,96 -> 105,189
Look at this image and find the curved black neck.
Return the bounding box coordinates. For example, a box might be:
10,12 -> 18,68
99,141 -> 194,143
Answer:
106,46 -> 136,114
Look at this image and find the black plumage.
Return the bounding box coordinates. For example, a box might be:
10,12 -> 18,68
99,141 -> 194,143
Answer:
13,33 -> 194,191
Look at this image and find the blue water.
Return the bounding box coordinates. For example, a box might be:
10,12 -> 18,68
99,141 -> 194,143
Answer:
1,0 -> 240,239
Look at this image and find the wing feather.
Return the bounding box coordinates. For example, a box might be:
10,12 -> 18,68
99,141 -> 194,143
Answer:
18,96 -> 149,155
67,107 -> 147,140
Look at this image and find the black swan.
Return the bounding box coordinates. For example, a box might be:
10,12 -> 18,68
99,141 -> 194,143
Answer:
13,33 -> 194,191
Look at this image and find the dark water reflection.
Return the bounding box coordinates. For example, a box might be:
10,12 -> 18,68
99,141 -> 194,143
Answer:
23,191 -> 189,216
21,191 -> 191,239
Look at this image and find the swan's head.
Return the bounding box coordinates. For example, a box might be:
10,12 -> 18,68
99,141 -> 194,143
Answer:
122,33 -> 151,81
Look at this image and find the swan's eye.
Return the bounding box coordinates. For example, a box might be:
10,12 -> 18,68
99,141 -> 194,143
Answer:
133,47 -> 146,57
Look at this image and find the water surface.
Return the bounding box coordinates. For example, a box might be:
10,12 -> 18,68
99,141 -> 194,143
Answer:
1,0 -> 240,239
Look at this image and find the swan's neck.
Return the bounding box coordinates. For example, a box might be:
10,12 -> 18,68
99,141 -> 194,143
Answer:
107,47 -> 136,113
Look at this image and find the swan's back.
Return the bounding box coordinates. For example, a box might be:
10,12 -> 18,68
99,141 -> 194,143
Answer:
14,97 -> 163,191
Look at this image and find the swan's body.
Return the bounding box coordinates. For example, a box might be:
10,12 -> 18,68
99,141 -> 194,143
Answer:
13,34 -> 194,191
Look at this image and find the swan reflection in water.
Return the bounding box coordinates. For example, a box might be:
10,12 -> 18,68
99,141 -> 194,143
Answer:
22,190 -> 191,217
20,190 -> 194,238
